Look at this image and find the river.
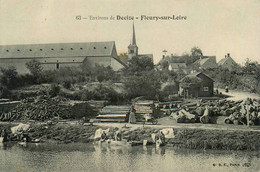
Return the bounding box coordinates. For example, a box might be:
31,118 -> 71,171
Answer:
0,142 -> 259,172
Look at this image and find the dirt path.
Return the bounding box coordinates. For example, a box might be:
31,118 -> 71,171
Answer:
94,117 -> 260,132
219,89 -> 260,101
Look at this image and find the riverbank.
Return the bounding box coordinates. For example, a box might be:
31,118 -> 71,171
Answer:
1,122 -> 260,151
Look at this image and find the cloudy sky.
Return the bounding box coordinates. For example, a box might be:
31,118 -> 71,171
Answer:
0,0 -> 259,64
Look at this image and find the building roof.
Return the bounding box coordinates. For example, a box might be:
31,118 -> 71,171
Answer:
188,72 -> 214,81
194,56 -> 216,66
169,63 -> 187,69
218,56 -> 236,66
0,41 -> 116,59
131,24 -> 137,46
158,55 -> 186,65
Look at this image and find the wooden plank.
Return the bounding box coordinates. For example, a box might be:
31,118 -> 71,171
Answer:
97,115 -> 126,118
99,118 -> 126,122
135,110 -> 153,113
100,110 -> 129,114
103,106 -> 130,109
98,113 -> 127,116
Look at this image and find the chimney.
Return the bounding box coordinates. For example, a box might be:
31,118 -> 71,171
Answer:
227,53 -> 230,57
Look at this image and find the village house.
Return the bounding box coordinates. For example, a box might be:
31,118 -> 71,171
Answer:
168,63 -> 188,74
179,72 -> 214,98
127,24 -> 154,63
218,53 -> 238,71
0,41 -> 126,74
193,56 -> 217,69
157,54 -> 217,72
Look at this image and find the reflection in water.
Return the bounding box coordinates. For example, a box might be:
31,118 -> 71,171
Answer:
0,142 -> 259,172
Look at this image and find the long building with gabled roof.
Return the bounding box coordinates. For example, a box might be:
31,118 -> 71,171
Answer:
0,41 -> 126,73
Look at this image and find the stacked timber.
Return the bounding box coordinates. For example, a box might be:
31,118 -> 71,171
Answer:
0,96 -> 95,121
96,105 -> 131,122
0,100 -> 21,114
134,105 -> 153,121
157,101 -> 182,116
171,109 -> 197,123
134,100 -> 161,121
169,98 -> 260,125
224,99 -> 260,125
59,100 -> 96,119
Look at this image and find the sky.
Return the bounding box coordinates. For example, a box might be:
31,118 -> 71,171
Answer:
0,0 -> 259,64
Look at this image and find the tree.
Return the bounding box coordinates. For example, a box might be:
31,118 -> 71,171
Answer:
186,47 -> 203,66
242,58 -> 258,74
191,47 -> 203,57
123,70 -> 161,99
26,60 -> 43,77
125,56 -> 154,75
0,66 -> 19,89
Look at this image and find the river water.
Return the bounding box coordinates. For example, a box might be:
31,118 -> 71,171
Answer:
0,142 -> 259,172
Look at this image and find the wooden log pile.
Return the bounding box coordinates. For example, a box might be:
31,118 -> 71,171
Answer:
134,105 -> 154,121
169,98 -> 260,125
0,96 -> 95,121
0,101 -> 21,114
134,100 -> 161,121
171,109 -> 198,123
224,99 -> 260,125
96,100 -> 161,123
96,105 -> 131,122
157,101 -> 181,116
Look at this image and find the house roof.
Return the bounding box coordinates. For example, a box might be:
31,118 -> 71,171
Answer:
218,58 -> 227,65
158,55 -> 186,65
169,63 -> 187,69
180,75 -> 202,88
194,56 -> 216,66
0,41 -> 116,59
218,56 -> 236,66
187,72 -> 214,81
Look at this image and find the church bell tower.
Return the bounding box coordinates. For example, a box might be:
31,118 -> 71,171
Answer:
128,23 -> 138,60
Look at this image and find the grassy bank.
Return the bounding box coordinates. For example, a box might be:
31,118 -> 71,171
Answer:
1,123 -> 260,151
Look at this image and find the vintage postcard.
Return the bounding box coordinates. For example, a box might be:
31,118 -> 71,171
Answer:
0,0 -> 260,171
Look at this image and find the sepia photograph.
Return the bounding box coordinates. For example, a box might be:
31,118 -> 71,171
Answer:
0,0 -> 260,171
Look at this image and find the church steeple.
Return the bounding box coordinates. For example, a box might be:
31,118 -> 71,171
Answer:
131,23 -> 136,45
128,23 -> 138,60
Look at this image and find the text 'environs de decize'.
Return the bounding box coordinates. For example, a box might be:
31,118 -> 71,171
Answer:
116,15 -> 187,21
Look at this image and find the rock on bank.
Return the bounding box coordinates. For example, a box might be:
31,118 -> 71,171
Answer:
1,123 -> 260,151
